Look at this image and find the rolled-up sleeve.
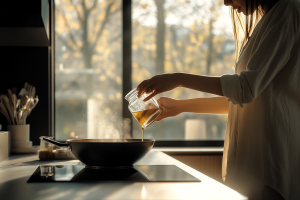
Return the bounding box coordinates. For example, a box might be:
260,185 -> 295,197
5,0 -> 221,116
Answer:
220,8 -> 296,107
220,74 -> 244,107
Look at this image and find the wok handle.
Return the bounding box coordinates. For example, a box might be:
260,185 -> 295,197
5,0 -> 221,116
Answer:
42,137 -> 69,147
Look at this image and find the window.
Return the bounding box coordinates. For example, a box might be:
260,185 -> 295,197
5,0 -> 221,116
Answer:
55,0 -> 234,144
55,0 -> 123,140
131,0 -> 235,141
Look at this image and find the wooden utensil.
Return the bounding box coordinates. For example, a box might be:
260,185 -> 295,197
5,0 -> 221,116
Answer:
7,89 -> 12,99
0,98 -> 12,124
1,95 -> 14,124
18,88 -> 26,98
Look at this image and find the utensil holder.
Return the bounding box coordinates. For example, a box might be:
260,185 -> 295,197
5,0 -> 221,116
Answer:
7,125 -> 35,153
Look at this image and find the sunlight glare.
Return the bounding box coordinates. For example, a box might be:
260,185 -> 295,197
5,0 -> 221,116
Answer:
142,185 -> 146,198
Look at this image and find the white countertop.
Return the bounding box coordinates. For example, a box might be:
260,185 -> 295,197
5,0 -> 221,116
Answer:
0,151 -> 247,200
152,147 -> 224,155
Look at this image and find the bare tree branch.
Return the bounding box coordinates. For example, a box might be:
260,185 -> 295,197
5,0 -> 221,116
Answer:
81,0 -> 86,11
91,1 -> 114,52
170,26 -> 185,71
88,0 -> 98,13
70,0 -> 83,23
111,6 -> 121,16
57,35 -> 76,52
109,33 -> 121,43
58,6 -> 79,50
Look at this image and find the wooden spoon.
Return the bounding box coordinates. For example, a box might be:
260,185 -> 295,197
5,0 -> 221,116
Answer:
3,95 -> 15,125
0,98 -> 12,124
20,96 -> 29,107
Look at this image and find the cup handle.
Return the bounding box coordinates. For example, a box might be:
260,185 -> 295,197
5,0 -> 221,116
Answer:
42,137 -> 69,147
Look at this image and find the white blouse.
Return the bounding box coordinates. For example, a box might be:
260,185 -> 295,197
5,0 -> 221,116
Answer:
220,0 -> 300,199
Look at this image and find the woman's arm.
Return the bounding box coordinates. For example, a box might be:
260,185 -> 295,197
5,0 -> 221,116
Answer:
178,74 -> 223,97
137,73 -> 224,101
179,96 -> 229,114
156,96 -> 229,121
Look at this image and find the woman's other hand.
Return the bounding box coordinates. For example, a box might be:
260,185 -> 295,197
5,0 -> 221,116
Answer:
137,73 -> 181,101
155,97 -> 181,121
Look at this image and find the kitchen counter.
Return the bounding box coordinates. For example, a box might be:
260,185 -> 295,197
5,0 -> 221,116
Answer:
0,151 -> 247,200
152,147 -> 224,155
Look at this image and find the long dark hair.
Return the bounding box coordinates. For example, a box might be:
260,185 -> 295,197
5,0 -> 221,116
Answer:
231,0 -> 280,61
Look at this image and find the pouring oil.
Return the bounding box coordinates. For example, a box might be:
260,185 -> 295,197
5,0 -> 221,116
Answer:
133,108 -> 159,141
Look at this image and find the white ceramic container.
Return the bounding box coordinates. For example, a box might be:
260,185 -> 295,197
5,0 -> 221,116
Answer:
8,125 -> 30,142
7,125 -> 36,153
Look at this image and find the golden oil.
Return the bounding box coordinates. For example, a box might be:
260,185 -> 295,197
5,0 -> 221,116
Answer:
133,108 -> 159,141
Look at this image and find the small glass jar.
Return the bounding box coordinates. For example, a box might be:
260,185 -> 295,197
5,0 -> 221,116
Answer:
125,88 -> 162,129
40,165 -> 54,177
39,136 -> 54,160
53,147 -> 76,160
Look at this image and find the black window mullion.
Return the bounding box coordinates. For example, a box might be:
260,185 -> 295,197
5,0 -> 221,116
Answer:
122,0 -> 133,136
50,0 -> 55,137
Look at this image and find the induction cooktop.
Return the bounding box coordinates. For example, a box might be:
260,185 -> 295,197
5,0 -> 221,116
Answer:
27,164 -> 200,183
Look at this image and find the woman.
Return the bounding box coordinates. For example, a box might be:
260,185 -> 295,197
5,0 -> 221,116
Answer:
137,0 -> 300,199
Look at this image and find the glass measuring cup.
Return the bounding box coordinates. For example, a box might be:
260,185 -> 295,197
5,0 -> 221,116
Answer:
125,88 -> 162,129
39,136 -> 54,160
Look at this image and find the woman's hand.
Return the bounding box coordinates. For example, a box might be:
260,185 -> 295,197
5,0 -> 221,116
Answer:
137,73 -> 181,101
155,97 -> 181,121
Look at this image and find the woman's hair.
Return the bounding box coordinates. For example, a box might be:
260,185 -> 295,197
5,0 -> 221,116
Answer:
231,0 -> 280,61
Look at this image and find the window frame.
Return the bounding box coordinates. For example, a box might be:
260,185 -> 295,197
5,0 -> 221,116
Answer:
52,0 -> 225,147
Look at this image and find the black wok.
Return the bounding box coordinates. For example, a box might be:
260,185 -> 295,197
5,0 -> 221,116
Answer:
43,138 -> 155,167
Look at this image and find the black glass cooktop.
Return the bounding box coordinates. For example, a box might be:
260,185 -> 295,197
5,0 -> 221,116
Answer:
27,164 -> 200,183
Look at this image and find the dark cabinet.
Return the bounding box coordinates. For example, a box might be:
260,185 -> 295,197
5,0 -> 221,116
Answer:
0,0 -> 54,145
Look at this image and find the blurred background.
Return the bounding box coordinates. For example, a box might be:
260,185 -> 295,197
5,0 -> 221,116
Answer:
55,0 -> 235,141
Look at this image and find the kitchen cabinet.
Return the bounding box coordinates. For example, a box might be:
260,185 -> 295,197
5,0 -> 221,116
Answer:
0,0 -> 50,46
171,155 -> 223,183
0,150 -> 247,200
155,147 -> 224,183
0,0 -> 54,145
